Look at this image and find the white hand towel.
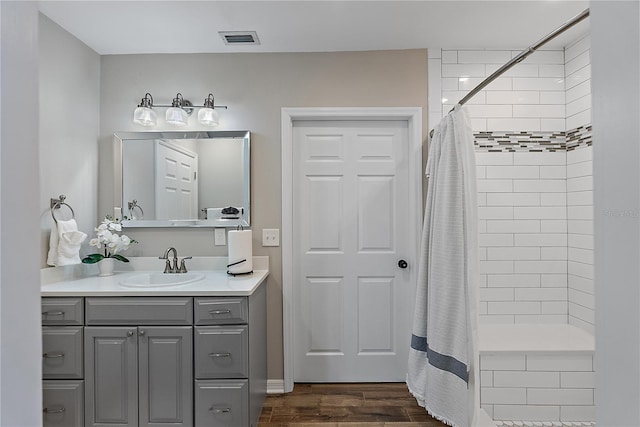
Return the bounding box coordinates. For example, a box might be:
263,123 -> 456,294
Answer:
46,223 -> 60,266
50,219 -> 87,266
58,230 -> 88,265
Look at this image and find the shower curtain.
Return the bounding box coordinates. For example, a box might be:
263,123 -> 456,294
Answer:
407,105 -> 479,427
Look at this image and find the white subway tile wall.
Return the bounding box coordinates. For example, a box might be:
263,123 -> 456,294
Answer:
478,150 -> 569,324
564,36 -> 594,334
567,145 -> 594,333
428,43 -> 593,331
565,36 -> 591,130
435,49 -> 565,132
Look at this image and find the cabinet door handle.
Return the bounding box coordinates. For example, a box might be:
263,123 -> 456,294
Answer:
208,309 -> 231,315
127,330 -> 135,337
43,351 -> 65,359
42,311 -> 65,316
208,352 -> 231,358
138,330 -> 146,337
43,406 -> 66,414
209,407 -> 231,414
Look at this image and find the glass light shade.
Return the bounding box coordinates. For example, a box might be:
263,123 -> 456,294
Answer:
165,107 -> 188,126
197,107 -> 219,126
133,106 -> 157,126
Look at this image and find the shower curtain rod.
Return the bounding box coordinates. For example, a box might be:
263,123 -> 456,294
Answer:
429,8 -> 590,138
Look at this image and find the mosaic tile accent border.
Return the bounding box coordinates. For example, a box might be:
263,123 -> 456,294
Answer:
566,125 -> 592,151
473,125 -> 592,153
474,131 -> 565,153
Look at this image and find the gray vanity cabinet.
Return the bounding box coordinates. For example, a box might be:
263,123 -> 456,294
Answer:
42,279 -> 267,427
84,298 -> 193,427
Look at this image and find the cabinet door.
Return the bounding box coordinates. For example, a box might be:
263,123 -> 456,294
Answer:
85,327 -> 138,427
43,380 -> 84,427
138,327 -> 193,427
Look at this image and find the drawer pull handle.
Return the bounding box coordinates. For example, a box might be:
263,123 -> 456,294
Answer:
208,352 -> 231,358
42,311 -> 65,316
209,309 -> 231,315
210,407 -> 231,414
43,352 -> 65,359
43,406 -> 66,414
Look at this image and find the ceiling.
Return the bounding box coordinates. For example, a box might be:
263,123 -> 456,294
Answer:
38,1 -> 590,55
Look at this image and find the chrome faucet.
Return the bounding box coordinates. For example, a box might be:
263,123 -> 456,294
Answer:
159,247 -> 178,273
159,247 -> 191,273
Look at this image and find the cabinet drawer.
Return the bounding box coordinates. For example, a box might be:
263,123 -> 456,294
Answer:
43,380 -> 84,427
195,297 -> 248,325
85,297 -> 193,325
43,327 -> 83,379
195,379 -> 248,427
195,326 -> 248,379
42,298 -> 83,326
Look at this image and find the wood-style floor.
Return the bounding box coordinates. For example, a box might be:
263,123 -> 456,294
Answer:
258,383 -> 448,426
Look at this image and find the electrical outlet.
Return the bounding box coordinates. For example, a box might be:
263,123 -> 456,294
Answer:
214,228 -> 226,246
262,229 -> 280,247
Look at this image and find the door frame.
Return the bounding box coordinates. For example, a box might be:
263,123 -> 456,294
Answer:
281,107 -> 423,392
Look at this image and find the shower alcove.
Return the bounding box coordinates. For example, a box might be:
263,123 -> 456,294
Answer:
428,30 -> 595,426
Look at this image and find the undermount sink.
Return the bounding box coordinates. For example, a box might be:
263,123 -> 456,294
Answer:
119,272 -> 205,287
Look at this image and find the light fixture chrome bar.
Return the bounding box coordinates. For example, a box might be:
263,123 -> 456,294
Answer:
430,8 -> 590,137
133,92 -> 229,127
152,104 -> 228,109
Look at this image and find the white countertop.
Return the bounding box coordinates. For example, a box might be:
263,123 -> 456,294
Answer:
41,256 -> 269,297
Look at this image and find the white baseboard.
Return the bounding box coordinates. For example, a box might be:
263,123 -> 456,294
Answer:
266,379 -> 285,394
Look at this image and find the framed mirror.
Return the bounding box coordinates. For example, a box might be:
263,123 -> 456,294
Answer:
114,130 -> 250,228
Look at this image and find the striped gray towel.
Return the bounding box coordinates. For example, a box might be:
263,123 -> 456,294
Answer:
407,106 -> 480,427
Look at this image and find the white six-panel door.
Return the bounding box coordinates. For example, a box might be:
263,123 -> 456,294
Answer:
154,140 -> 198,220
292,120 -> 416,382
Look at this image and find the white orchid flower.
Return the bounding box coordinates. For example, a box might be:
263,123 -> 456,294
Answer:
84,216 -> 137,263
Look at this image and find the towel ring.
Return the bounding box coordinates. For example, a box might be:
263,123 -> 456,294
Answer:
128,200 -> 144,219
50,195 -> 75,224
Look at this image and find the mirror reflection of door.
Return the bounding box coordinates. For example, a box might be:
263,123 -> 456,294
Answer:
154,140 -> 198,220
118,131 -> 251,227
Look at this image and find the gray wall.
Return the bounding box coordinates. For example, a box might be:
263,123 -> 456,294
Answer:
1,2 -> 42,424
592,1 -> 640,425
39,14 -> 101,267
99,50 -> 429,379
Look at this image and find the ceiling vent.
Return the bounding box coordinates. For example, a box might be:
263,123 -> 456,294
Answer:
219,31 -> 260,46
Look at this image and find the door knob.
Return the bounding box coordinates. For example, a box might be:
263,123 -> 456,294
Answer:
398,260 -> 408,269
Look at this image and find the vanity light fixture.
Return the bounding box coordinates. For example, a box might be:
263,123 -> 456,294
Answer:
133,93 -> 157,126
132,92 -> 228,127
165,93 -> 189,126
197,94 -> 219,126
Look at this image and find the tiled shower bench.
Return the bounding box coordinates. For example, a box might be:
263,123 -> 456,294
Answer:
479,324 -> 595,427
